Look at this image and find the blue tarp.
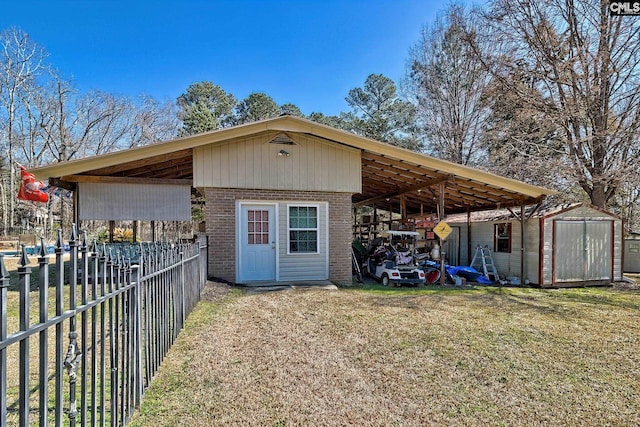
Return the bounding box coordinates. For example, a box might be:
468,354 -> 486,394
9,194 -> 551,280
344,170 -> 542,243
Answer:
420,260 -> 494,284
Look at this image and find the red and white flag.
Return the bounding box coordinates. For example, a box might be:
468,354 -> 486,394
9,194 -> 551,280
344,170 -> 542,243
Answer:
17,164 -> 49,203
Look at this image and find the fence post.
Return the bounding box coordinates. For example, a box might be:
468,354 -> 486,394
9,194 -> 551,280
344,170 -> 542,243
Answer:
37,238 -> 50,427
132,262 -> 144,409
54,230 -> 65,426
89,240 -> 99,427
65,224 -> 81,427
79,233 -> 89,425
98,243 -> 107,424
179,249 -> 185,328
0,254 -> 9,427
18,244 -> 31,427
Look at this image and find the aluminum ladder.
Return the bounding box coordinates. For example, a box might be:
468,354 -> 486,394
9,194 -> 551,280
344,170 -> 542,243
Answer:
470,245 -> 499,282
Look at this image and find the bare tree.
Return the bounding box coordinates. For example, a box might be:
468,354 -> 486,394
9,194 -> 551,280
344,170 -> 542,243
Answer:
405,3 -> 491,165
481,68 -> 568,189
475,0 -> 640,208
0,27 -> 48,229
127,95 -> 179,148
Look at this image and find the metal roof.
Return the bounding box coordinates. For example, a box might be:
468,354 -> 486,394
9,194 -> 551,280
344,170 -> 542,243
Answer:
32,115 -> 557,215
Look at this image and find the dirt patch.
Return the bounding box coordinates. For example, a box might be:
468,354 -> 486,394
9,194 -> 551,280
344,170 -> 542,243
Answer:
199,280 -> 230,302
613,281 -> 640,291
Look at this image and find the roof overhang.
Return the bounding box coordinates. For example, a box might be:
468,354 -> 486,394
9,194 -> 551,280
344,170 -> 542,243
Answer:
32,115 -> 557,215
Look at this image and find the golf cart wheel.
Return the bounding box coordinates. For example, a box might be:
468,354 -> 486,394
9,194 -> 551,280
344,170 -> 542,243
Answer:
382,274 -> 390,286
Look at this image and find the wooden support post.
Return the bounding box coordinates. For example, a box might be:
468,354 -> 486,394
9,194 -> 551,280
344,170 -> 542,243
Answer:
73,188 -> 80,229
521,203 -> 526,285
151,220 -> 156,242
467,207 -> 472,265
133,220 -> 138,243
439,182 -> 446,286
108,221 -> 115,243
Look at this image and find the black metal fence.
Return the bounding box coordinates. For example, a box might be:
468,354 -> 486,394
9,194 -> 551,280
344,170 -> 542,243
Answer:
0,226 -> 208,426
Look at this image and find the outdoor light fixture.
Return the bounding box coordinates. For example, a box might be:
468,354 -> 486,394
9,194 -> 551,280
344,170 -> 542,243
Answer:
278,149 -> 290,157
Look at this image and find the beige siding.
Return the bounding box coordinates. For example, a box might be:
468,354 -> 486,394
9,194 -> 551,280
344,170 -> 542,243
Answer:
194,133 -> 361,192
277,202 -> 329,281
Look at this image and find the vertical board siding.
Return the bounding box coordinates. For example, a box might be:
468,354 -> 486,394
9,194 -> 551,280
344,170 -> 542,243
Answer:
613,221 -> 623,277
278,202 -> 328,282
453,205 -> 622,286
554,221 -> 587,282
78,182 -> 191,220
543,206 -> 622,285
278,203 -> 329,281
525,220 -> 540,283
624,239 -> 640,273
194,133 -> 361,192
450,218 -> 540,284
458,224 -> 470,266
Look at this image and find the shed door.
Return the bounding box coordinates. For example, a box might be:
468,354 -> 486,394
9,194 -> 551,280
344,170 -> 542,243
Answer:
554,220 -> 612,283
238,205 -> 276,282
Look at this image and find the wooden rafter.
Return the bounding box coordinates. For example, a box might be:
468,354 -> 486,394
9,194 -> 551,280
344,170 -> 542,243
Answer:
61,175 -> 192,186
354,175 -> 453,207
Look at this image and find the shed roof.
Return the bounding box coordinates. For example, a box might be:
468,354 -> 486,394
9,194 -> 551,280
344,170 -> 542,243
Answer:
445,203 -> 620,223
31,115 -> 556,215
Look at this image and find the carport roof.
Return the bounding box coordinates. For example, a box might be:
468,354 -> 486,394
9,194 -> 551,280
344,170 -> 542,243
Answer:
32,115 -> 556,215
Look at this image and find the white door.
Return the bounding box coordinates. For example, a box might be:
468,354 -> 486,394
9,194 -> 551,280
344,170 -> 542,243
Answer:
239,204 -> 276,282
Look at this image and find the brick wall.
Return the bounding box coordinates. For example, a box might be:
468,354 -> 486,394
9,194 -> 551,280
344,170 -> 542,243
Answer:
204,188 -> 353,285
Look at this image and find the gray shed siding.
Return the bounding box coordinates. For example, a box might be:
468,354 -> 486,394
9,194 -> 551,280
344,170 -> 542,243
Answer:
542,205 -> 622,286
625,239 -> 640,273
449,205 -> 622,286
451,219 -> 539,283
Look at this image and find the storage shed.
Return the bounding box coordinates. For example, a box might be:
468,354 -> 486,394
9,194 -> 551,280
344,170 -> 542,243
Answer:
446,204 -> 624,287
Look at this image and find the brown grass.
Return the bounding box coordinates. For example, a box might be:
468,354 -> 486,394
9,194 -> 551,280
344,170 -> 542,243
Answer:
127,283 -> 640,427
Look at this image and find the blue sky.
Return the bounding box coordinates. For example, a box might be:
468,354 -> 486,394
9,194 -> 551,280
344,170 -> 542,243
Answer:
2,1 -> 452,116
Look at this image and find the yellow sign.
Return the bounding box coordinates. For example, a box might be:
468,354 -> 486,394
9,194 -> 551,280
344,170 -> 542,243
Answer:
433,221 -> 452,240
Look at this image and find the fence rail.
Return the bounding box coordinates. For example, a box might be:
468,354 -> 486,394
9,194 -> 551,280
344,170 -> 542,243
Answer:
0,226 -> 208,426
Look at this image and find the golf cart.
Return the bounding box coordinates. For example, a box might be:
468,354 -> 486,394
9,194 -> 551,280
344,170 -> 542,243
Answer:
364,230 -> 426,286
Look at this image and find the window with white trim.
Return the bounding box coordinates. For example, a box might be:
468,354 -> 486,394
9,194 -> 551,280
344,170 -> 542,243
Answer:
288,205 -> 318,253
494,223 -> 512,253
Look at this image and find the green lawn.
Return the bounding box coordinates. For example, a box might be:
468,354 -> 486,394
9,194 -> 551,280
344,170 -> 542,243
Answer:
128,283 -> 640,427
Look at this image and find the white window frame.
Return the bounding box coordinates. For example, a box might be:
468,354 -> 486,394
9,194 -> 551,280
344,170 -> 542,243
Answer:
287,204 -> 321,255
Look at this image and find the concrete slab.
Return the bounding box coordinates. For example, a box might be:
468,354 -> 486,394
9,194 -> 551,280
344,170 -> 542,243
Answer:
239,280 -> 338,293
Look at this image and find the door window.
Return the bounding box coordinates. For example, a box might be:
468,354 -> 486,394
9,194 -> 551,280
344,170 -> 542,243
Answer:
247,209 -> 269,245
